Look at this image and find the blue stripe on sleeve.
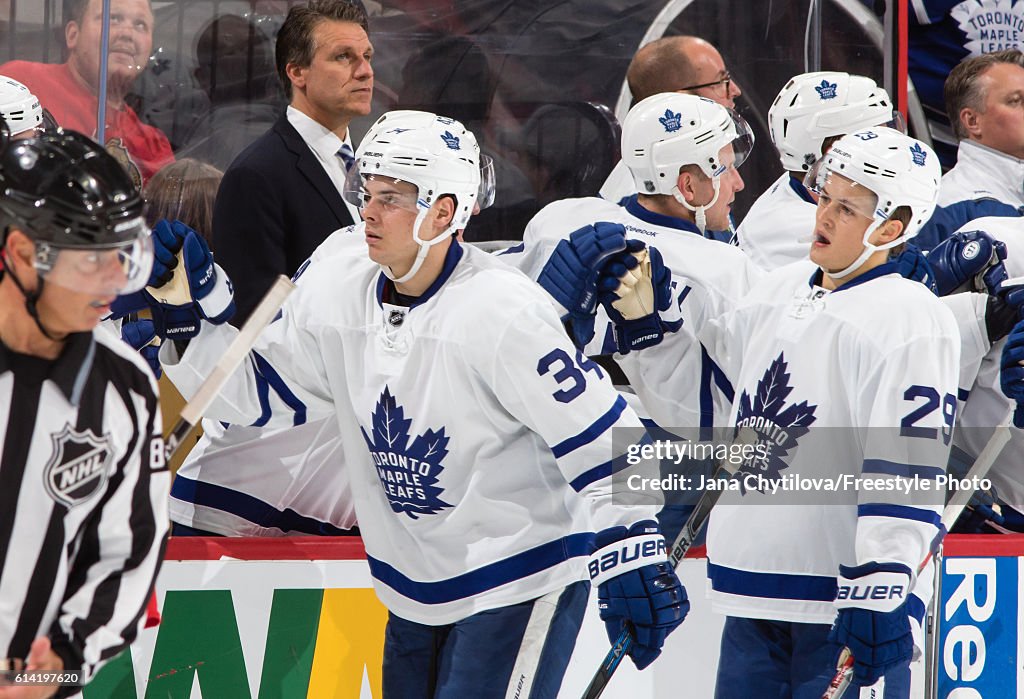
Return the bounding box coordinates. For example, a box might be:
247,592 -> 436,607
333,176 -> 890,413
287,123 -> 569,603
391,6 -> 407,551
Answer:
551,395 -> 627,458
569,459 -> 612,492
857,503 -> 942,527
251,355 -> 273,427
861,459 -> 944,480
707,562 -> 837,601
496,242 -> 525,256
367,533 -> 595,605
170,475 -> 351,535
253,351 -> 307,426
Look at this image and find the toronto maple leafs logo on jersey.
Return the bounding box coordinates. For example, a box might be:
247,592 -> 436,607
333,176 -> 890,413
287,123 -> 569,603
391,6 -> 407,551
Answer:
909,143 -> 927,166
440,131 -> 460,150
659,109 -> 682,132
361,387 -> 452,519
815,79 -> 838,100
735,353 -> 818,493
43,425 -> 113,507
951,0 -> 1024,57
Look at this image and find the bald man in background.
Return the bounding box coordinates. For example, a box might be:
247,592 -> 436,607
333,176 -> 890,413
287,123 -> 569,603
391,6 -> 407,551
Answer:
600,35 -> 742,203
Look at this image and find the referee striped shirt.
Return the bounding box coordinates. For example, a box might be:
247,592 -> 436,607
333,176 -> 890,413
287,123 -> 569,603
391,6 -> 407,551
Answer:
0,325 -> 169,689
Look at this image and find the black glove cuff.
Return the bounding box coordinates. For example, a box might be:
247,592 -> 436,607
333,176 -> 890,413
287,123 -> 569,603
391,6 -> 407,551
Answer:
986,296 -> 1019,344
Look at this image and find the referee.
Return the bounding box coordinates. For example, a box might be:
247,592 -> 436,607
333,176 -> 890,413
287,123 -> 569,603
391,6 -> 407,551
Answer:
0,129 -> 168,698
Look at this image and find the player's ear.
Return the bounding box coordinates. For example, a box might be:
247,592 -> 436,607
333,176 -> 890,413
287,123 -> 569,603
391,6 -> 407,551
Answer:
3,228 -> 36,273
432,195 -> 456,236
676,170 -> 697,204
873,218 -> 904,246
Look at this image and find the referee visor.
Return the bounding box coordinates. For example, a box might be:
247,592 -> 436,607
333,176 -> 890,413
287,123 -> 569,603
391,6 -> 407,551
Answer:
33,217 -> 154,297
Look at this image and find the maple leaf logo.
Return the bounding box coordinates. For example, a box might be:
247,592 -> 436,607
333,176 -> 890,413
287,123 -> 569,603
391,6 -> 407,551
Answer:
360,387 -> 452,519
735,353 -> 818,494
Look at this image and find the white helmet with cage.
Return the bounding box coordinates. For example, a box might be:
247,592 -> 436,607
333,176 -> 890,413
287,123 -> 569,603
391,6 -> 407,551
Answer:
344,110 -> 495,283
621,93 -> 754,232
0,75 -> 44,137
805,127 -> 941,279
769,71 -> 901,172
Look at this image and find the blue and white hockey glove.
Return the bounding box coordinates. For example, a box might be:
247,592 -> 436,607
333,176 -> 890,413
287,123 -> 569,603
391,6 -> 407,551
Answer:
537,222 -> 630,348
145,224 -> 235,340
108,219 -> 188,319
829,561 -> 914,687
120,319 -> 161,379
925,230 -> 1007,296
598,244 -> 679,354
892,244 -> 935,292
590,520 -> 689,670
1000,319 -> 1024,428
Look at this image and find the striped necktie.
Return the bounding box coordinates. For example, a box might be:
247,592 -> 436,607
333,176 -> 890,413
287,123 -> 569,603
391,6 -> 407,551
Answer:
338,143 -> 355,172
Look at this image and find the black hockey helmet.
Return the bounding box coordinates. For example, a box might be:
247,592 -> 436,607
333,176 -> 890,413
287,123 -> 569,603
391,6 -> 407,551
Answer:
0,129 -> 147,249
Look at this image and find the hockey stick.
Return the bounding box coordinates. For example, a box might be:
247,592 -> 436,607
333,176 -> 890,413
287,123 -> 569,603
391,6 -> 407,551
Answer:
164,275 -> 296,462
581,429 -> 754,699
822,410 -> 1015,699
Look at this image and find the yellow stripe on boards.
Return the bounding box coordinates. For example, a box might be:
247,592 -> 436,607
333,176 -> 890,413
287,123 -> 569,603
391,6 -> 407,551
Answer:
306,588 -> 388,698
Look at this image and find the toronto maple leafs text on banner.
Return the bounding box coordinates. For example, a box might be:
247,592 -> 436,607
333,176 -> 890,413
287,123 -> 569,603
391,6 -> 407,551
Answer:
611,425 -> 995,508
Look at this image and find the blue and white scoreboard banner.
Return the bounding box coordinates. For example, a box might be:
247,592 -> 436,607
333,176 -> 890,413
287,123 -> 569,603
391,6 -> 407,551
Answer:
939,535 -> 1024,697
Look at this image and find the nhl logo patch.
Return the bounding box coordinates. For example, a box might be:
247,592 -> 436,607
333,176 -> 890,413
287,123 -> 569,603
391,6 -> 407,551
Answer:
388,309 -> 405,327
43,426 -> 113,507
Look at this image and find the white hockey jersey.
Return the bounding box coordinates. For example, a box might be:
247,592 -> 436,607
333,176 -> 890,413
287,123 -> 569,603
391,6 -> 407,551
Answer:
700,260 -> 961,625
499,195 -> 762,431
735,173 -> 817,271
163,239 -> 655,625
950,216 -> 1024,512
170,226 -> 368,537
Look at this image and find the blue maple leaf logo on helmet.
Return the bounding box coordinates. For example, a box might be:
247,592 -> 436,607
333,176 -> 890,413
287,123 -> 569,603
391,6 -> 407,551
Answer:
815,79 -> 838,100
909,142 -> 927,166
360,386 -> 453,519
440,130 -> 460,150
735,353 -> 818,494
659,109 -> 682,133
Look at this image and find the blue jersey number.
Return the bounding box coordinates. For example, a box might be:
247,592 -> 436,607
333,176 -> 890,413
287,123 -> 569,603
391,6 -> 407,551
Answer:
900,385 -> 956,445
537,348 -> 605,403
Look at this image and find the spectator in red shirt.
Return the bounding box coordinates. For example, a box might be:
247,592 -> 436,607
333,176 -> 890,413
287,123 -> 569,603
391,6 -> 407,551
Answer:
0,0 -> 173,184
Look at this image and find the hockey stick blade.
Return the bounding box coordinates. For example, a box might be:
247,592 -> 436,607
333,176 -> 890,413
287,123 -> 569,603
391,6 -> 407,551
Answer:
581,428 -> 756,699
164,275 -> 295,462
822,409 -> 1014,699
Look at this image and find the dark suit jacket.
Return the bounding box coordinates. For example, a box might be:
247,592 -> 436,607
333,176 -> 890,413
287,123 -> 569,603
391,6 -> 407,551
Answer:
212,113 -> 355,323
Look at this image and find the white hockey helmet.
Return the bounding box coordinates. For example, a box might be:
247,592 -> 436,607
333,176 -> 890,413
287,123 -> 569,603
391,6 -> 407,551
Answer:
805,127 -> 940,278
769,71 -> 901,172
0,75 -> 44,137
344,110 -> 495,282
621,93 -> 753,232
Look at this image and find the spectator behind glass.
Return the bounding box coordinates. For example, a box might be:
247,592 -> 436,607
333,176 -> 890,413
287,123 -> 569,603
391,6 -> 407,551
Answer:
176,14 -> 284,170
143,158 -> 223,236
0,0 -> 174,184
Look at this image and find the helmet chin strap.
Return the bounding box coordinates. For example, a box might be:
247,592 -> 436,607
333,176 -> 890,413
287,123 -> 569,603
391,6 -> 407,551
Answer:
381,208 -> 457,285
821,218 -> 904,281
1,253 -> 60,341
673,176 -> 721,235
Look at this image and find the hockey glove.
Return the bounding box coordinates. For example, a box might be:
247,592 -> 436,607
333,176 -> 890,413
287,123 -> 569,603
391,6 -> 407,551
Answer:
537,222 -> 630,348
590,520 -> 689,670
145,225 -> 235,340
1000,319 -> 1024,428
120,319 -> 161,379
893,244 -> 935,292
107,219 -> 189,319
598,244 -> 679,354
829,561 -> 914,687
984,281 -> 1024,343
925,230 -> 1007,296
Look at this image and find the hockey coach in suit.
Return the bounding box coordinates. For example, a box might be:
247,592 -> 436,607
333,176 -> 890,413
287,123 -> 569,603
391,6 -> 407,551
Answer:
212,0 -> 372,323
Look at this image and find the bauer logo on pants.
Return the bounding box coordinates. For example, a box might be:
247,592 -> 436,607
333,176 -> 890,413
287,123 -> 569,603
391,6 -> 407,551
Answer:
43,425 -> 113,506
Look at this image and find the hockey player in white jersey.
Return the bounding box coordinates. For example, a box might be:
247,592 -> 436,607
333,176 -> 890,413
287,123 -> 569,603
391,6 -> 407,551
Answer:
156,111 -> 687,696
700,129 -> 958,697
502,93 -> 760,432
737,71 -> 903,270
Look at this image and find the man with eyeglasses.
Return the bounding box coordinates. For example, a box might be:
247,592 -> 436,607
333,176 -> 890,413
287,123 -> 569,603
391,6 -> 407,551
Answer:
600,36 -> 744,238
